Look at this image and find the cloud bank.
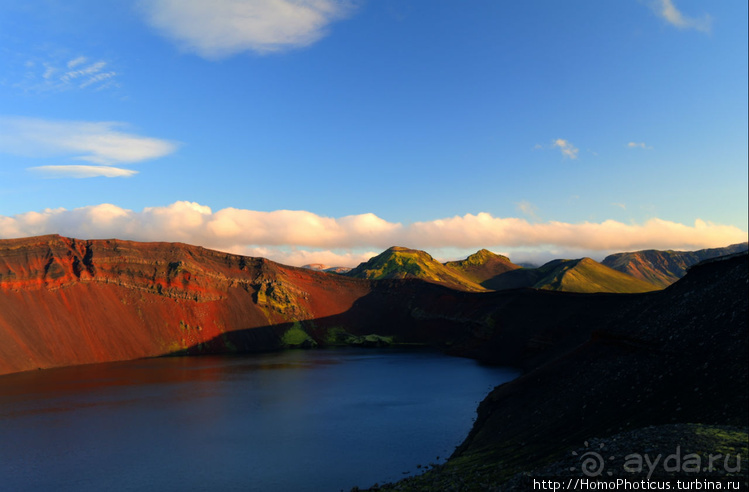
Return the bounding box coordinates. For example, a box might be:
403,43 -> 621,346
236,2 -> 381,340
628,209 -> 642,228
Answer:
140,0 -> 354,59
1,202 -> 745,266
0,117 -> 178,178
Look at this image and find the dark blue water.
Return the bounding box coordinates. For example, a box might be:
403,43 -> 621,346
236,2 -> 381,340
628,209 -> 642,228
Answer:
0,349 -> 516,491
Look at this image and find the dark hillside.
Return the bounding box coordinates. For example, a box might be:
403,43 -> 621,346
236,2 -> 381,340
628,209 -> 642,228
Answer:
373,252 -> 748,489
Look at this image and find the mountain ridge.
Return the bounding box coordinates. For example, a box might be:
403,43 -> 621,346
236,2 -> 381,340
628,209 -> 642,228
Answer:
348,243 -> 747,295
0,235 -> 743,377
602,242 -> 748,287
0,234 -> 681,376
347,246 -> 660,294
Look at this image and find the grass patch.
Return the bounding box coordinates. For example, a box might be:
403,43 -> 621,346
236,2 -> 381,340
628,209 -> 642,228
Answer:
282,321 -> 316,347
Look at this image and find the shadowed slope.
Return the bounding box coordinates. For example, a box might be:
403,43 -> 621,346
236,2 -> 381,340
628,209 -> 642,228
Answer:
373,253 -> 748,489
459,252 -> 748,475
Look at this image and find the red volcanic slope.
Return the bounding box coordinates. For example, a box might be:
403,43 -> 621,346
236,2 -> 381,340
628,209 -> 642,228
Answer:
0,235 -> 372,375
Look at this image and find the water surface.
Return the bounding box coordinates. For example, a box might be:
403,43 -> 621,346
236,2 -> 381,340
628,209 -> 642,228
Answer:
0,348 -> 517,491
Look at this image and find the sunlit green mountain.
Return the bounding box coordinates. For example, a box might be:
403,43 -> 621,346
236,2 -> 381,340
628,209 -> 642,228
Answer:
345,246 -> 487,292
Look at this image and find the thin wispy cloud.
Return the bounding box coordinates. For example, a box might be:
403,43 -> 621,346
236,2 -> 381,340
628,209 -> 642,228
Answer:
627,142 -> 652,150
553,138 -> 579,159
516,200 -> 539,220
67,56 -> 87,69
652,0 -> 712,33
14,54 -> 119,92
612,203 -> 627,210
59,61 -> 111,86
79,72 -> 117,89
28,166 -> 139,179
139,0 -> 355,59
0,202 -> 744,266
42,64 -> 56,80
0,117 -> 178,178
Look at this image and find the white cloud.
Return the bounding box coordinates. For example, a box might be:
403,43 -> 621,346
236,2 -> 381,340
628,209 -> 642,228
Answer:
0,202 -> 745,267
28,165 -> 138,179
611,203 -> 626,210
552,138 -> 579,159
0,117 -> 178,172
139,0 -> 355,59
627,142 -> 652,150
652,0 -> 712,33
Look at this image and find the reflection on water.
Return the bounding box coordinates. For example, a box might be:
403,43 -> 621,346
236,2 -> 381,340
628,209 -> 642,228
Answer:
0,348 -> 517,491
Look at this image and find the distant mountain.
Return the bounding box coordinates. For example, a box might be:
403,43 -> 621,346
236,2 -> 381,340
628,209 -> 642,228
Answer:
602,242 -> 748,288
484,257 -> 660,293
302,264 -> 351,274
443,249 -> 521,286
345,246 -> 486,292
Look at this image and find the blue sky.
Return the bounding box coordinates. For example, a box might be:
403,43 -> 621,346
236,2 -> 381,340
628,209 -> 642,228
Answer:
1,0 -> 747,266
